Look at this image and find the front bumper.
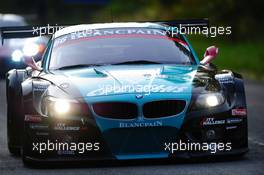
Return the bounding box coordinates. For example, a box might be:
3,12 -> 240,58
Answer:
23,104 -> 248,162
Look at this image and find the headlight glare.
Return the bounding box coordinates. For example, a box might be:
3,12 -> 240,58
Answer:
43,97 -> 79,117
54,99 -> 70,114
11,49 -> 23,62
206,95 -> 219,107
195,92 -> 225,109
23,43 -> 39,57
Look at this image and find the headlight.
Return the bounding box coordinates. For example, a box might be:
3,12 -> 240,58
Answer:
11,49 -> 23,62
43,97 -> 81,117
23,42 -> 39,57
54,99 -> 71,114
195,92 -> 225,109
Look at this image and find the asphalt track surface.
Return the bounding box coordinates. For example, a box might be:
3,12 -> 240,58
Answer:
0,79 -> 263,175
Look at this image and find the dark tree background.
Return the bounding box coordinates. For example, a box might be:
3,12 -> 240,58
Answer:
0,0 -> 263,40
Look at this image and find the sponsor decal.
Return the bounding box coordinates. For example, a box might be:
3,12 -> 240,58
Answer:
232,109 -> 247,116
215,73 -> 234,84
34,85 -> 49,90
34,86 -> 49,91
226,126 -> 238,130
226,118 -> 243,124
53,28 -> 189,51
33,81 -> 50,91
80,126 -> 88,131
54,123 -> 80,131
54,28 -> 169,47
217,79 -> 234,84
201,118 -> 225,126
119,121 -> 162,128
215,72 -> 234,83
29,124 -> 48,130
24,115 -> 42,122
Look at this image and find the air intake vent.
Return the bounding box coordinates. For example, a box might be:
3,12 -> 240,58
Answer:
93,102 -> 137,119
143,100 -> 186,118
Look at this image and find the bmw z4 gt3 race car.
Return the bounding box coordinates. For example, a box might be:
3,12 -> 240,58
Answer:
3,20 -> 248,165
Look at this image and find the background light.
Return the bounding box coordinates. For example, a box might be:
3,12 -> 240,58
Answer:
23,43 -> 39,57
54,100 -> 70,114
11,49 -> 23,62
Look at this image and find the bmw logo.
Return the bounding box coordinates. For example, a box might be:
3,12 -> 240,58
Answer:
135,94 -> 144,99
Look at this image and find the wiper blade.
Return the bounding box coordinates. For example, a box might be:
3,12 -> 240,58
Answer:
113,60 -> 162,65
56,64 -> 100,70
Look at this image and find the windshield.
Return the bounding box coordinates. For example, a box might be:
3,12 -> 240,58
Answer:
49,28 -> 196,70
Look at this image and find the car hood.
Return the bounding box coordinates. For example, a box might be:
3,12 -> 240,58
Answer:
45,64 -> 199,98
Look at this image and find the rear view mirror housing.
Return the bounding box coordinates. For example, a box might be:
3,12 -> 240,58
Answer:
23,57 -> 42,71
200,46 -> 219,65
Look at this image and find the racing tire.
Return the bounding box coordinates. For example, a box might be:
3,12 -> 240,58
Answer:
21,134 -> 41,168
6,70 -> 25,156
22,147 -> 35,167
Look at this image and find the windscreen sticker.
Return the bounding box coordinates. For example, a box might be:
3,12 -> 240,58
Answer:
53,28 -> 188,49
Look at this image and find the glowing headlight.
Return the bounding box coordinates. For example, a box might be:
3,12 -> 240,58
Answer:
54,99 -> 70,114
43,97 -> 79,117
11,49 -> 23,62
206,95 -> 219,107
195,92 -> 225,109
23,43 -> 39,57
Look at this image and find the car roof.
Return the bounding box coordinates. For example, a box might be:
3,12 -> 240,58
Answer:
54,22 -> 164,38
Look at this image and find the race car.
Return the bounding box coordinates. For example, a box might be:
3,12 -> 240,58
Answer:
0,14 -> 48,76
4,20 -> 248,165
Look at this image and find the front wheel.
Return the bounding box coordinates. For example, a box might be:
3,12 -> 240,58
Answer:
6,71 -> 25,156
7,96 -> 23,155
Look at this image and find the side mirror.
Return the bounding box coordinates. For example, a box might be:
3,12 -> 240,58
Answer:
200,46 -> 219,65
23,57 -> 42,71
